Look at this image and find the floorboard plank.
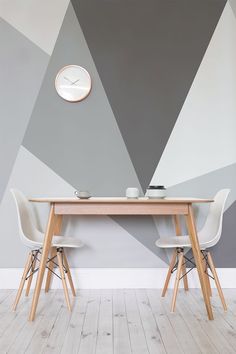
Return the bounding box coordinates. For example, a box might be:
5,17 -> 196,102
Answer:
77,289 -> 101,354
113,289 -> 132,354
124,289 -> 149,354
135,289 -> 166,354
96,289 -> 113,354
61,290 -> 90,354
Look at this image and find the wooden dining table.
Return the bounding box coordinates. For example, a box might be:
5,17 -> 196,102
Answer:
28,197 -> 214,321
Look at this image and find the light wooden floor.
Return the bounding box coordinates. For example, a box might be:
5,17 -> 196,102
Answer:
0,289 -> 236,353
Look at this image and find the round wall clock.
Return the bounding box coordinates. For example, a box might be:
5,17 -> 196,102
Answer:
55,65 -> 92,102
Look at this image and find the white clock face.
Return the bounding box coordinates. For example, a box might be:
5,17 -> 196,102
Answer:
55,65 -> 91,102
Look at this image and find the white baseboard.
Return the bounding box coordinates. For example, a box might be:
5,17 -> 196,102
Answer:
0,268 -> 235,289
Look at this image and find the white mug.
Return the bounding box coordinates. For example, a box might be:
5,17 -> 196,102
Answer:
126,187 -> 139,199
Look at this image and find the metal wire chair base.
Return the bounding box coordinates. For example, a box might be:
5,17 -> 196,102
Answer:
25,247 -> 67,281
171,248 -> 214,281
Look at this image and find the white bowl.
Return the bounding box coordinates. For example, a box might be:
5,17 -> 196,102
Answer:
146,189 -> 166,199
74,190 -> 91,199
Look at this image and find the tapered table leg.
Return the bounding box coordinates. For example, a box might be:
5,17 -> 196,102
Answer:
29,204 -> 56,321
185,205 -> 213,320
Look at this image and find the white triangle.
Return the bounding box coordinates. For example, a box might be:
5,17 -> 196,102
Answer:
0,0 -> 70,55
0,146 -> 165,267
150,2 -> 236,188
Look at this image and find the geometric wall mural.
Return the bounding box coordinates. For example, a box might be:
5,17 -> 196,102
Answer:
72,0 -> 227,191
0,0 -> 235,268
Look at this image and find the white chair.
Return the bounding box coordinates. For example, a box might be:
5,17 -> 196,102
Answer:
11,189 -> 83,311
156,189 -> 230,312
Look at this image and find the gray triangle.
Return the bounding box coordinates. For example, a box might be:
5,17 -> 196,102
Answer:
112,216 -> 169,264
0,19 -> 49,202
229,0 -> 236,18
211,201 -> 236,267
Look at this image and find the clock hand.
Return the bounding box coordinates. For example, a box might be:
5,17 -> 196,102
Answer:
63,76 -> 73,84
71,79 -> 80,85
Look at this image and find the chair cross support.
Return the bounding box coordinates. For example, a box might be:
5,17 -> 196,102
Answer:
25,248 -> 70,282
170,248 -> 216,281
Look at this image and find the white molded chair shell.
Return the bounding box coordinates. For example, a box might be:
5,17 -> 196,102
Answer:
156,189 -> 230,250
11,189 -> 83,249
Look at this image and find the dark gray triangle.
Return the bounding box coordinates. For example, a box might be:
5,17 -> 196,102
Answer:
72,0 -> 226,190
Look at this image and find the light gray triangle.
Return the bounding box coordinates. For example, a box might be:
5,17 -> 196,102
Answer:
0,18 -> 49,203
229,0 -> 236,18
155,163 -> 236,238
0,0 -> 70,55
0,146 -> 165,268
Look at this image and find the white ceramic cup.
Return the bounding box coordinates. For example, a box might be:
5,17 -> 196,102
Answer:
126,187 -> 139,199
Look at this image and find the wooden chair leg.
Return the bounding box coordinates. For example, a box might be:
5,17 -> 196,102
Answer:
171,251 -> 184,313
181,256 -> 189,291
207,252 -> 227,311
173,215 -> 189,291
202,251 -> 212,297
25,251 -> 37,296
162,250 -> 177,297
57,249 -> 71,311
63,251 -> 76,296
45,247 -> 57,293
45,215 -> 63,293
13,252 -> 32,311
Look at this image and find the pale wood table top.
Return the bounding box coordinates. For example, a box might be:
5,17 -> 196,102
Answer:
29,197 -> 214,204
